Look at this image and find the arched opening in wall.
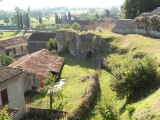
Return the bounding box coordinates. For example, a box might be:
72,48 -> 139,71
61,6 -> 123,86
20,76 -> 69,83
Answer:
86,51 -> 93,60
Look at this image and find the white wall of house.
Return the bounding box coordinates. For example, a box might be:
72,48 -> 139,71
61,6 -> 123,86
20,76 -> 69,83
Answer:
23,73 -> 41,93
0,73 -> 25,120
5,42 -> 28,57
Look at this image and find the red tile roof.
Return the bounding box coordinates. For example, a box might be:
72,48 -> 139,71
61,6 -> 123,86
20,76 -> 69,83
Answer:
85,24 -> 97,31
0,35 -> 30,47
0,66 -> 22,83
9,49 -> 64,77
70,20 -> 91,26
0,106 -> 19,115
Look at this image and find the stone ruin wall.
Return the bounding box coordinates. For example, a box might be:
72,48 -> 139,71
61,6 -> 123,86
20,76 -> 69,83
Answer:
56,30 -> 108,61
112,7 -> 160,38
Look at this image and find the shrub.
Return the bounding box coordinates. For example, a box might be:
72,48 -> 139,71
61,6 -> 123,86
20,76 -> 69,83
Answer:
46,38 -> 57,51
0,55 -> 14,66
71,22 -> 81,30
110,55 -> 158,103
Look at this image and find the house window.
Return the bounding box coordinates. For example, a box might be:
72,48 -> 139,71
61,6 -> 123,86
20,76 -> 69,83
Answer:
13,48 -> 16,54
21,46 -> 23,52
1,89 -> 9,106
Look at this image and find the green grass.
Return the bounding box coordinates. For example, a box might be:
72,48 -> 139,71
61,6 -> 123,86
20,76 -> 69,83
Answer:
29,54 -> 95,111
0,31 -> 29,40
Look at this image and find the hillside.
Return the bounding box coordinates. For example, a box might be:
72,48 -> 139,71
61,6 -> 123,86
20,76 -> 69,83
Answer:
97,32 -> 160,120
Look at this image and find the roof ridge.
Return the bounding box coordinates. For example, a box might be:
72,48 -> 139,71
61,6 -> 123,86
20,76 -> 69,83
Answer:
13,49 -> 47,68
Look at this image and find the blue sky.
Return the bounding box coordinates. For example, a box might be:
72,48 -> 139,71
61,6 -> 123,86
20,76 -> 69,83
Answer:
0,0 -> 125,10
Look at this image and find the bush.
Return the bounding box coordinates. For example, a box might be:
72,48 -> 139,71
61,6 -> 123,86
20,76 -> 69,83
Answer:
0,55 -> 14,66
71,22 -> 81,30
110,55 -> 158,103
46,38 -> 57,51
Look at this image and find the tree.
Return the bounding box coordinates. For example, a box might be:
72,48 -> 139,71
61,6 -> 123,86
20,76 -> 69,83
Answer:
122,0 -> 159,19
27,6 -> 30,15
55,14 -> 58,24
17,12 -> 20,29
38,72 -> 60,109
105,9 -> 110,17
110,55 -> 158,103
0,106 -> 12,120
39,17 -> 42,24
63,23 -> 70,29
68,11 -> 71,22
71,22 -> 81,30
15,6 -> 21,12
46,38 -> 57,51
25,13 -> 30,29
110,7 -> 119,16
0,55 -> 14,66
19,13 -> 23,29
4,17 -> 10,25
95,12 -> 99,19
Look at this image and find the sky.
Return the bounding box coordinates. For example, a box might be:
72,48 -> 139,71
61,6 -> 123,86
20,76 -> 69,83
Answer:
0,0 -> 125,11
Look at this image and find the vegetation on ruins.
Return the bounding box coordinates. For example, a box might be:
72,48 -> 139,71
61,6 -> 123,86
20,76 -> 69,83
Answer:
46,38 -> 57,51
71,22 -> 81,30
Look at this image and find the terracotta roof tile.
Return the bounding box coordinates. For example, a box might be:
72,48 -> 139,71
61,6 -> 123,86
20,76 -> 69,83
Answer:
85,24 -> 97,31
70,20 -> 91,26
0,35 -> 30,47
9,49 -> 64,77
0,66 -> 22,83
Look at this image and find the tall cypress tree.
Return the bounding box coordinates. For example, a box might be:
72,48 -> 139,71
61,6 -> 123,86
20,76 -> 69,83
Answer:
17,12 -> 20,29
26,13 -> 30,29
68,11 -> 71,23
20,13 -> 23,29
55,14 -> 58,24
39,17 -> 42,24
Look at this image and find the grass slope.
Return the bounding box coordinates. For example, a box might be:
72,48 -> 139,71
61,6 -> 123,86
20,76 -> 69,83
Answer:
28,54 -> 95,111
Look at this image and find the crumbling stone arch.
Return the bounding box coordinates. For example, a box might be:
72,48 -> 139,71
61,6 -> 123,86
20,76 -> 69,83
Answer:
86,51 -> 93,60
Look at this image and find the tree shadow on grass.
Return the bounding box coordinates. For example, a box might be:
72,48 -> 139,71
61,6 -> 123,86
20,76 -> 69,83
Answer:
59,53 -> 96,70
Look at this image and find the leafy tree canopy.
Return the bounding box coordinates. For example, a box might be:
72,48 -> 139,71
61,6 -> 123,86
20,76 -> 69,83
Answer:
71,22 -> 81,30
122,0 -> 160,19
46,38 -> 57,51
0,55 -> 14,66
110,55 -> 158,103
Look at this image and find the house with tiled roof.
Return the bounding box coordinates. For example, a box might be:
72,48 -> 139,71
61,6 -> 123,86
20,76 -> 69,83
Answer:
9,49 -> 64,93
0,66 -> 25,120
0,35 -> 31,58
28,32 -> 56,53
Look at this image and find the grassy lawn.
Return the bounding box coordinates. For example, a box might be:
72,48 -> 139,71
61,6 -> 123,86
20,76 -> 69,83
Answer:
0,31 -> 29,40
28,54 -> 95,111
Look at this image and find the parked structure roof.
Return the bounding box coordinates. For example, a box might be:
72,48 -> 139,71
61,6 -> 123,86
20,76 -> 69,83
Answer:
0,66 -> 22,83
9,49 -> 64,77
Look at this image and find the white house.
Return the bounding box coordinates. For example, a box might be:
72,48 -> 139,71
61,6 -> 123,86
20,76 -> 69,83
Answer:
0,66 -> 26,120
0,35 -> 30,57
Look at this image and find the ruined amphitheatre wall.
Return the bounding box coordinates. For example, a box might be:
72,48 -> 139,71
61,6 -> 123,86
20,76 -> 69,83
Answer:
112,7 -> 160,38
56,30 -> 108,59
